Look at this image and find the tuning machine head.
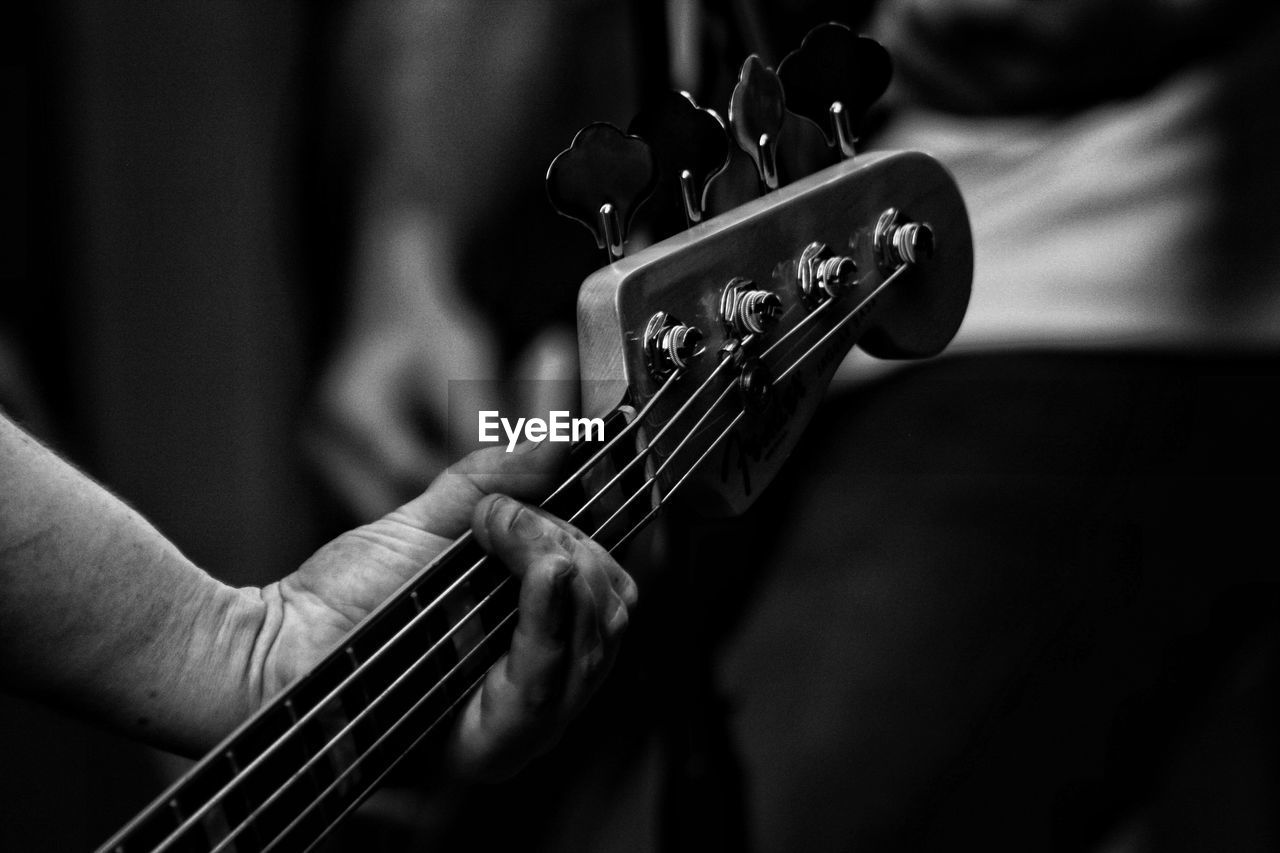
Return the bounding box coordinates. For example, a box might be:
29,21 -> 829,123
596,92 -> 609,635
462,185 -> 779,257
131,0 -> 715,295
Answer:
546,123 -> 658,261
628,91 -> 731,227
778,23 -> 892,159
643,311 -> 705,380
728,55 -> 787,190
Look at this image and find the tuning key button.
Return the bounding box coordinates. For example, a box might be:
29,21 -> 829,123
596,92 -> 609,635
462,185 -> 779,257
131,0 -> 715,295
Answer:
546,123 -> 658,261
778,24 -> 892,159
797,241 -> 858,305
643,312 -> 706,379
874,208 -> 935,272
728,56 -> 787,190
628,91 -> 731,226
720,278 -> 783,338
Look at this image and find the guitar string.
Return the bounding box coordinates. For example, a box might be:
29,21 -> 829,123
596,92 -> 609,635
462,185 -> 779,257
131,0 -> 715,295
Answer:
268,615 -> 515,853
146,264 -> 907,852
147,352 -> 735,852
603,408 -> 748,554
249,407 -> 753,853
587,380 -> 738,543
209,384 -> 744,853
252,267 -> 911,850
775,264 -> 906,382
567,264 -> 893,535
585,266 -> 907,547
145,261 -> 845,851
291,406 -> 755,851
541,360 -> 688,507
759,289 -> 835,361
207,584 -> 517,852
142,368 -> 689,852
214,269 -> 901,850
566,349 -> 739,527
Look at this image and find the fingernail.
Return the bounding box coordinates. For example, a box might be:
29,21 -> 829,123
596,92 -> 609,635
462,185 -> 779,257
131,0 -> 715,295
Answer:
510,504 -> 545,541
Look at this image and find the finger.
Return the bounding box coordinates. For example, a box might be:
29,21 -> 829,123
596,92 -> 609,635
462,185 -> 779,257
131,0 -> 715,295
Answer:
473,495 -> 626,708
445,545 -> 576,778
502,554 -> 575,707
470,493 -> 581,576
447,553 -> 578,780
524,506 -> 639,610
471,494 -> 632,620
447,498 -> 630,780
392,441 -> 564,540
560,565 -> 607,714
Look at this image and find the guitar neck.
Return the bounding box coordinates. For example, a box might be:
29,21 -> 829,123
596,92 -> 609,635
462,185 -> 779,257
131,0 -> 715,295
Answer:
99,415 -> 649,853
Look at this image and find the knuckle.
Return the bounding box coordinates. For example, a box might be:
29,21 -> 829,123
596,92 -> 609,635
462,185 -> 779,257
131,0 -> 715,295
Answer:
606,601 -> 629,636
505,503 -> 528,534
620,575 -> 639,608
553,526 -> 577,555
537,553 -> 576,587
482,493 -> 507,529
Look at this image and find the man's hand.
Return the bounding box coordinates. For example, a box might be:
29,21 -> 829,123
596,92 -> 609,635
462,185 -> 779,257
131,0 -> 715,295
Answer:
257,440 -> 636,780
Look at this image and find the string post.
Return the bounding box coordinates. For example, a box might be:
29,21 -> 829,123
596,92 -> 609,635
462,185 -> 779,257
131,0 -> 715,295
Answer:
643,311 -> 705,379
830,101 -> 858,159
721,277 -> 783,338
797,241 -> 858,306
874,207 -> 935,272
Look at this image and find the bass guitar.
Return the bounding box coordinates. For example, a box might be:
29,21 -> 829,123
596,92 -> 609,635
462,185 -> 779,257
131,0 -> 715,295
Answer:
98,26 -> 972,852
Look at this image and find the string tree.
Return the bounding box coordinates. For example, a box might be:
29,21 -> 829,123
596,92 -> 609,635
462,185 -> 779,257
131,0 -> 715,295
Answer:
546,123 -> 658,262
728,55 -> 787,191
777,23 -> 892,159
628,90 -> 731,228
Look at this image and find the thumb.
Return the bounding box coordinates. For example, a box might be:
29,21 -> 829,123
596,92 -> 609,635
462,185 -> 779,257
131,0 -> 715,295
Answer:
393,440 -> 566,540
469,494 -> 580,578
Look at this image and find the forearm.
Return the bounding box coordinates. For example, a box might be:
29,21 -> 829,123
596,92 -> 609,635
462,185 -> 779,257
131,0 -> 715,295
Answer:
0,414 -> 268,754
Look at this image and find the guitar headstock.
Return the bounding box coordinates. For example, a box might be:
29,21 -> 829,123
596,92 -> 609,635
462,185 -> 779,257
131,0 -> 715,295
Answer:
575,149 -> 972,517
543,27 -> 971,524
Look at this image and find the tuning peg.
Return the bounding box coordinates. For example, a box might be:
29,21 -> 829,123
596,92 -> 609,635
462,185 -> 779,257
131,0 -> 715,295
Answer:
777,23 -> 892,158
728,55 -> 787,190
546,123 -> 657,261
628,91 -> 731,227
